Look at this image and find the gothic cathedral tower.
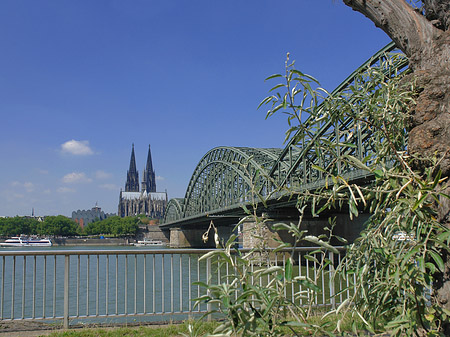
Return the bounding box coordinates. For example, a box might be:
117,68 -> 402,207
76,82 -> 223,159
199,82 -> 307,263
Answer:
125,144 -> 140,192
142,145 -> 156,193
119,144 -> 167,218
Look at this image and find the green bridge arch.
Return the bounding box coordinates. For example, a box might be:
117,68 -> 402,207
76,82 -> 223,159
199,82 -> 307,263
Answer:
164,42 -> 408,225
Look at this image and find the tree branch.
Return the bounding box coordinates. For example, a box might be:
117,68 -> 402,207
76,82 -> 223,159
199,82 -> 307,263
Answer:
343,0 -> 440,62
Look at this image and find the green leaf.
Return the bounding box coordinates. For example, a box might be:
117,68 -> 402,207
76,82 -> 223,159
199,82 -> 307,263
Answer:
259,266 -> 283,276
265,73 -> 283,81
344,154 -> 370,171
428,249 -> 445,272
349,199 -> 358,217
311,164 -> 326,173
431,170 -> 442,189
303,235 -> 339,254
285,257 -> 293,281
241,204 -> 251,215
269,83 -> 286,92
373,169 -> 384,179
412,193 -> 427,211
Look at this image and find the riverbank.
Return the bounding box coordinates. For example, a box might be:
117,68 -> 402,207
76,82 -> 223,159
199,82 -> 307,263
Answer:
52,237 -> 130,246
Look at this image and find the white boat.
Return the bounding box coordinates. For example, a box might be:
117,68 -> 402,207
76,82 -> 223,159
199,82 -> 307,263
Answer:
134,239 -> 165,247
0,236 -> 52,247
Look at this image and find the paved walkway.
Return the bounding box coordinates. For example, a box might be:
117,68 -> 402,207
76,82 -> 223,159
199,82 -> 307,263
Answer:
0,321 -> 180,336
0,321 -> 59,336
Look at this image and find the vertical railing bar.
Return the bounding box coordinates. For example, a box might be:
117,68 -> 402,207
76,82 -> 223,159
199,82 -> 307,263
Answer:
42,256 -> 46,319
134,254 -> 137,315
152,254 -> 155,313
299,252 -> 303,306
106,255 -> 109,316
77,255 -> 80,318
188,254 -> 192,313
250,257 -> 254,293
347,256 -> 352,298
179,254 -> 182,313
63,254 -> 70,329
206,256 -> 211,320
234,254 -> 238,302
53,255 -> 56,318
115,255 -> 118,315
161,254 -> 165,314
86,255 -> 90,317
197,254 -> 200,312
226,254 -> 229,286
235,254 -> 238,302
291,253 -> 294,302
125,254 -> 128,315
96,255 -> 99,317
218,254 -> 221,287
1,256 -> 4,319
22,256 -> 26,319
322,254 -> 325,305
306,255 -> 310,304
314,253 -> 318,306
32,255 -> 36,319
11,256 -> 16,320
143,254 -> 146,314
170,254 -> 173,313
329,251 -> 336,309
258,255 -> 262,288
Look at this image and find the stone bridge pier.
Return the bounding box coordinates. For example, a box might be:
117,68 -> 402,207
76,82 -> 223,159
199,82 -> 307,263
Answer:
169,225 -> 236,248
241,213 -> 369,249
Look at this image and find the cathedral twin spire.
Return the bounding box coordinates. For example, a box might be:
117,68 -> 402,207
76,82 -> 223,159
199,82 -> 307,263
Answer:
125,144 -> 156,193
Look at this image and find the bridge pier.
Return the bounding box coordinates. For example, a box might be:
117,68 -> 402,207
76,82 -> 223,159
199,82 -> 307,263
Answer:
169,225 -> 235,248
242,213 -> 369,249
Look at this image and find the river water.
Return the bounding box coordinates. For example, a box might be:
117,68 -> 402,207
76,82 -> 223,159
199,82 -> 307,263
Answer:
0,245 -> 212,324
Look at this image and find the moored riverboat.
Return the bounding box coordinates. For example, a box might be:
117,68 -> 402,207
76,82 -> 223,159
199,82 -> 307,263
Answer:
133,238 -> 165,247
0,236 -> 52,247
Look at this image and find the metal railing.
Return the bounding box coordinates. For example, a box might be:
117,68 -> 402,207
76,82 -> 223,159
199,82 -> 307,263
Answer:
0,247 -> 349,328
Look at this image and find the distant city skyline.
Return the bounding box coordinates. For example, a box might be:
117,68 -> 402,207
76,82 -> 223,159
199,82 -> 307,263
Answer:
0,1 -> 390,217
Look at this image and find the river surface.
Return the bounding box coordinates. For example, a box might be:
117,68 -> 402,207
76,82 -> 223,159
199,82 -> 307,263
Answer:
0,245 -> 211,323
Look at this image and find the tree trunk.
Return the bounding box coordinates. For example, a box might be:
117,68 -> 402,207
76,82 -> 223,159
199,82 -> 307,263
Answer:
343,0 -> 450,333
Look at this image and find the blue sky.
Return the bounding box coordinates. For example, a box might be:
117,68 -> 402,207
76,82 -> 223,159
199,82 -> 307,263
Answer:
0,1 -> 390,217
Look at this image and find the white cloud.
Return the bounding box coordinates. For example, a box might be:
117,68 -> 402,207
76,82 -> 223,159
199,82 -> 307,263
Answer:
23,182 -> 34,192
57,187 -> 76,193
156,175 -> 165,181
62,172 -> 92,184
3,191 -> 25,201
95,170 -> 112,179
99,183 -> 119,191
61,140 -> 94,155
11,181 -> 35,192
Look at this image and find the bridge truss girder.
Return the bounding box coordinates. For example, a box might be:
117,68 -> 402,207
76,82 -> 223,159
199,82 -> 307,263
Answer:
163,42 -> 409,226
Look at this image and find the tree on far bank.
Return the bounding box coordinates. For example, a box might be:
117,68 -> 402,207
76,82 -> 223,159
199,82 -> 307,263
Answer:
39,215 -> 80,237
0,217 -> 40,236
83,216 -> 140,237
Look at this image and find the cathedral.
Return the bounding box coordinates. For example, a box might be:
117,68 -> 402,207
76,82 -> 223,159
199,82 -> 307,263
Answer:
118,144 -> 167,218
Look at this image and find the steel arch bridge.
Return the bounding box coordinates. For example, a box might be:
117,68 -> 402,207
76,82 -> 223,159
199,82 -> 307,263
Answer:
162,42 -> 408,228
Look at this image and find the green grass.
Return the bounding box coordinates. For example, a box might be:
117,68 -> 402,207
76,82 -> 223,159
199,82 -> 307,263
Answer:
46,321 -> 218,337
43,312 -> 366,337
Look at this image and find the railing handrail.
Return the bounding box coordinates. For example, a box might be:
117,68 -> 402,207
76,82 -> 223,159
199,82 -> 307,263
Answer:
0,246 -> 346,256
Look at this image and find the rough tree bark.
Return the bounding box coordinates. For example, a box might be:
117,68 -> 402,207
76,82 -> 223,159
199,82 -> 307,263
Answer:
343,0 -> 450,333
